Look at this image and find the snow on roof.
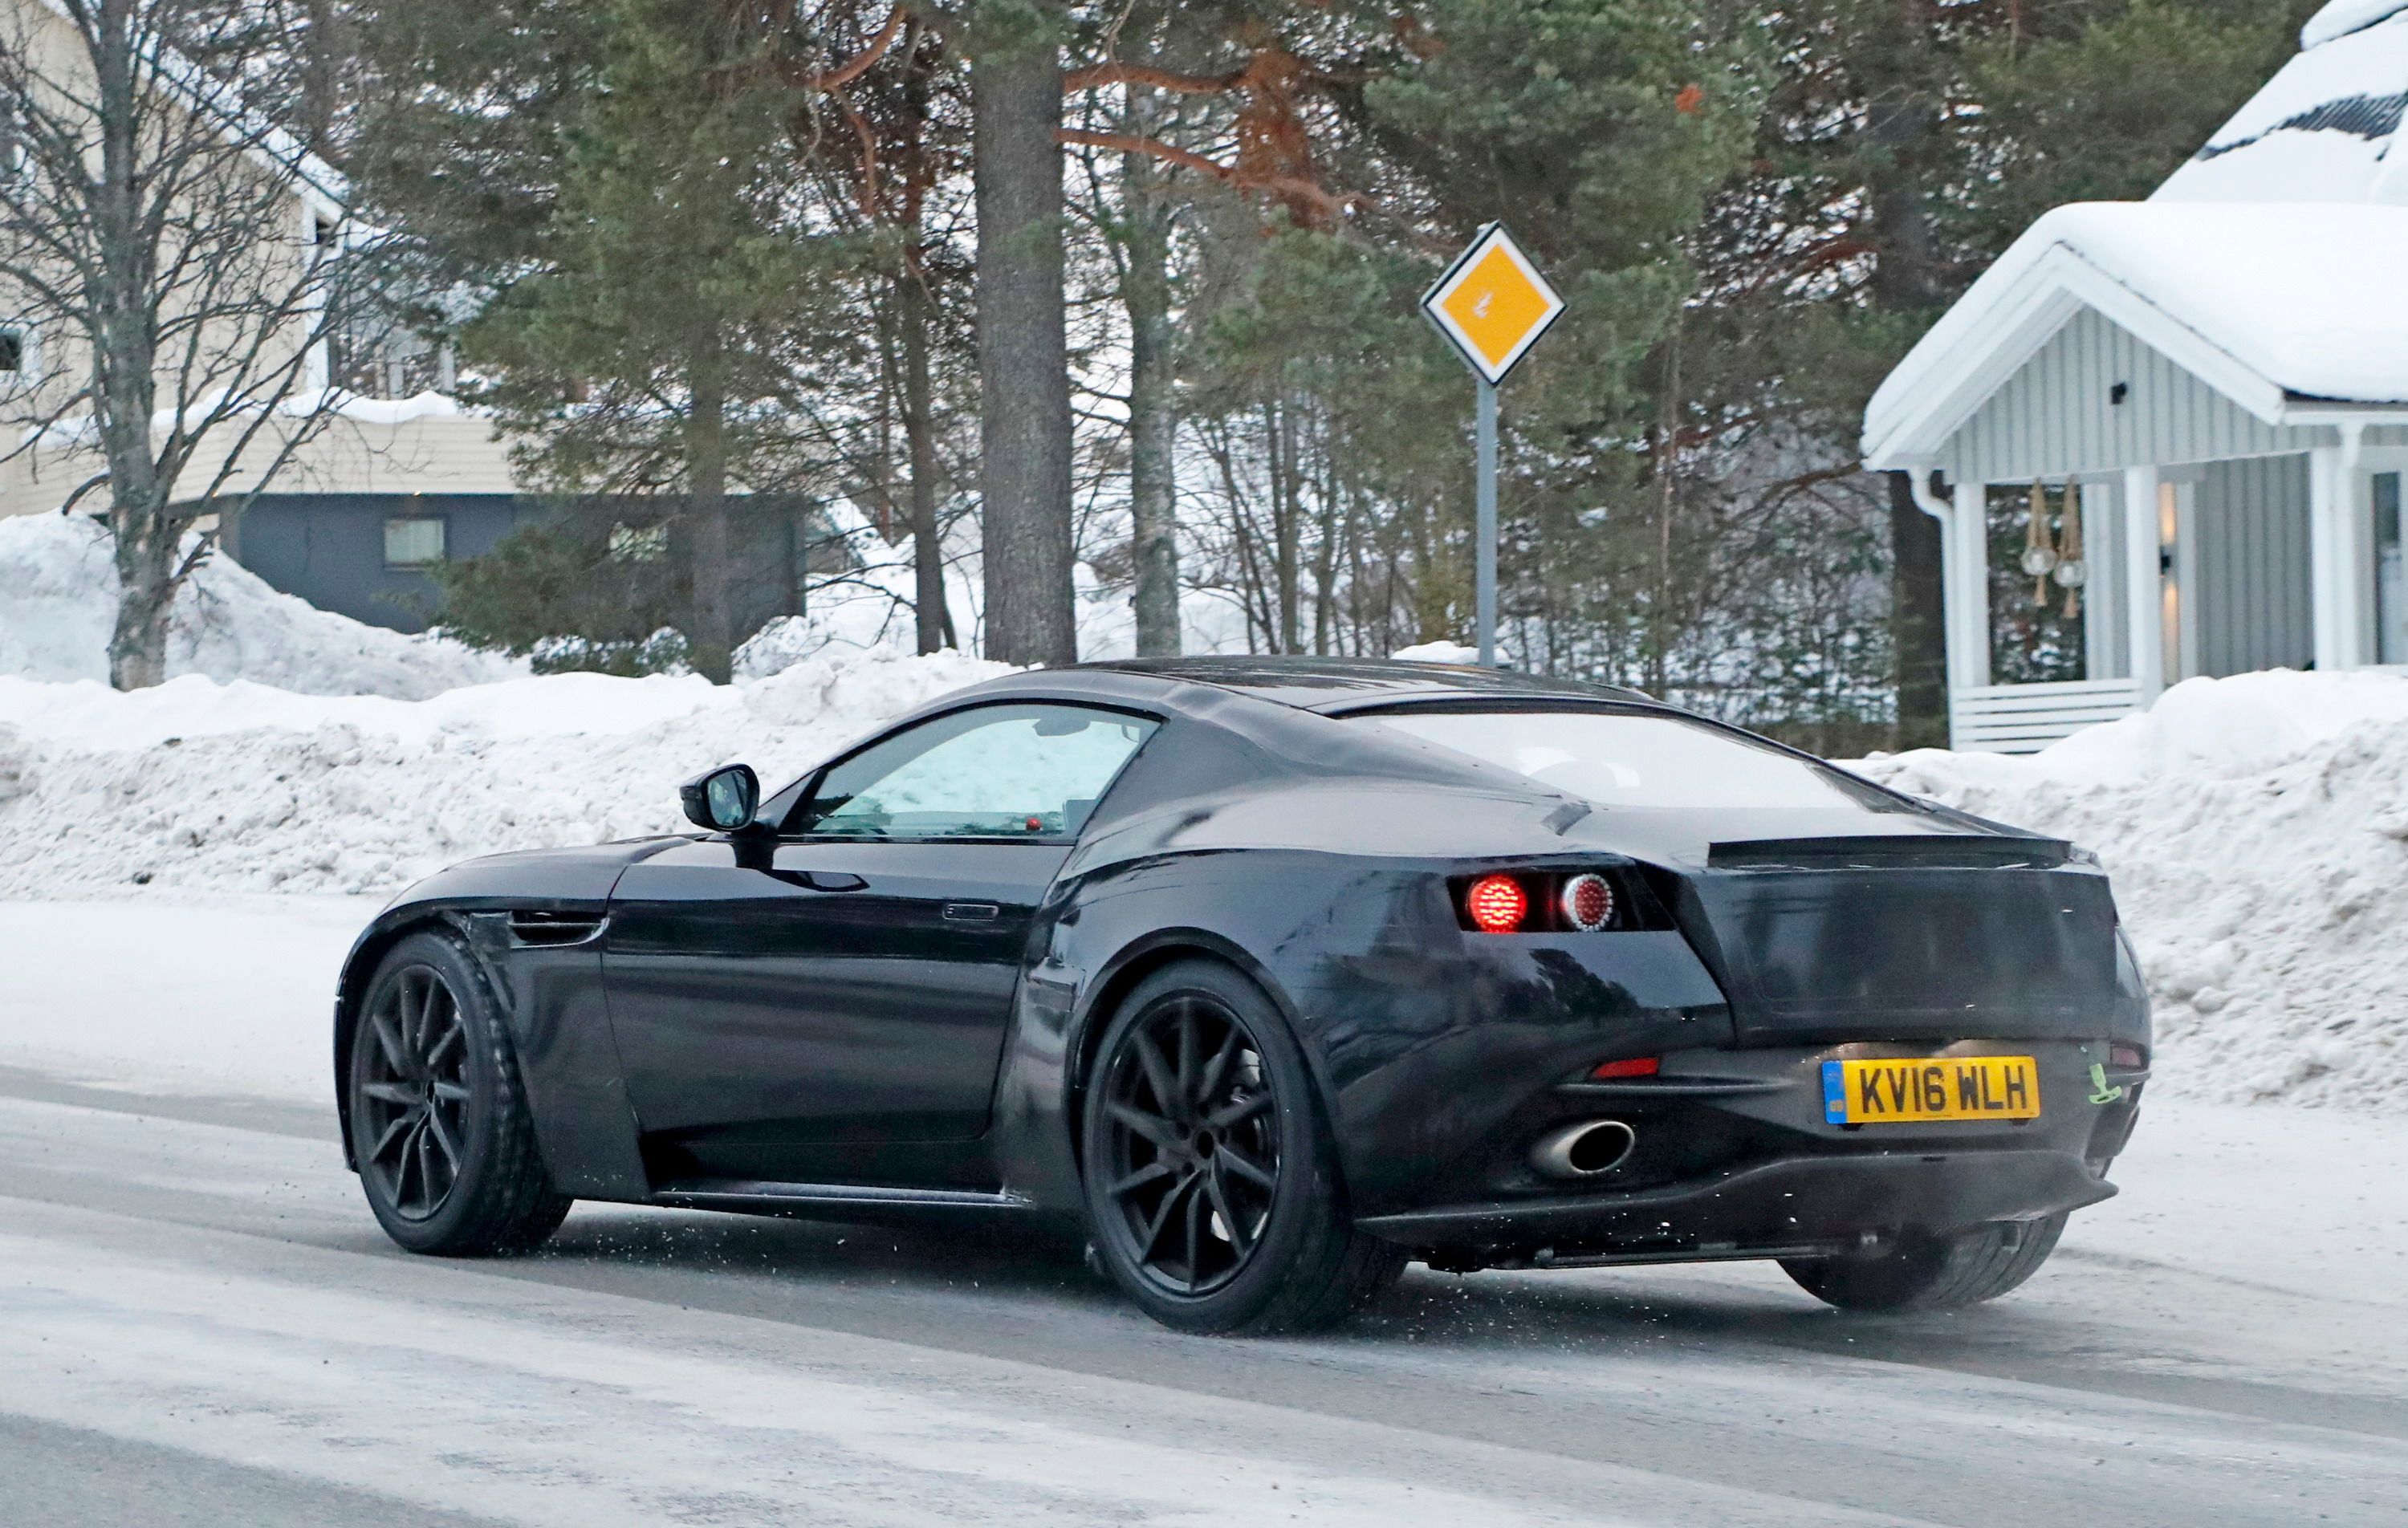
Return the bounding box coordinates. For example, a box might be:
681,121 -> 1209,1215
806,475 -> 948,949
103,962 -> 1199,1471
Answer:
1863,201 -> 2408,467
2158,5 -> 2408,204
2302,0 -> 2408,49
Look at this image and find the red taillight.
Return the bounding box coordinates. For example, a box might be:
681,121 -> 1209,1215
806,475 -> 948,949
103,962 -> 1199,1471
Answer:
1591,1056 -> 1660,1080
1464,874 -> 1527,933
2109,1044 -> 2146,1069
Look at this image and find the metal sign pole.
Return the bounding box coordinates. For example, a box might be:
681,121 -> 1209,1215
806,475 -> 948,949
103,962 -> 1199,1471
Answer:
1475,377 -> 1498,666
1419,224 -> 1560,671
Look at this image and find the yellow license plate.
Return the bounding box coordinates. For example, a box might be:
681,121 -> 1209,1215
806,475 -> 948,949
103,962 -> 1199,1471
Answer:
1822,1056 -> 2040,1124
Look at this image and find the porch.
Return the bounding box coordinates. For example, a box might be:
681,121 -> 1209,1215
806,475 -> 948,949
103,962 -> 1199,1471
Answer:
1922,449 -> 2408,753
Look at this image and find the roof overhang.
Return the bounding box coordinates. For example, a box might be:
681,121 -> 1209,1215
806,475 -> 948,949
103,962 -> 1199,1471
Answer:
1863,240 -> 2288,473
1865,202 -> 2408,475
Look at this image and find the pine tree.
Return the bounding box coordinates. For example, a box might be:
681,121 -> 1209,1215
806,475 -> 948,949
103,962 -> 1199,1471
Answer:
350,0 -> 870,680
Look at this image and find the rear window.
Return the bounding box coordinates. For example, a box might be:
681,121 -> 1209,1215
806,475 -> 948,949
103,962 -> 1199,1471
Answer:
1352,708 -> 1887,811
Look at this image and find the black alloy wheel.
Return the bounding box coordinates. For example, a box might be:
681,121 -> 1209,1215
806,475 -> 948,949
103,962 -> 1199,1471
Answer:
1097,991 -> 1282,1298
1081,960 -> 1405,1335
348,930 -> 571,1257
356,965 -> 473,1221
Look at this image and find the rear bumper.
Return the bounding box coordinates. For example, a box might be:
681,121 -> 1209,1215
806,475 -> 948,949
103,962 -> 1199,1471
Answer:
1354,1147 -> 2114,1253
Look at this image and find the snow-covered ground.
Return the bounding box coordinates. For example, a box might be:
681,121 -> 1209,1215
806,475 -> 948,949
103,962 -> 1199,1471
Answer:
0,895 -> 2402,1525
4,538 -> 2405,1524
0,648 -> 1013,896
1853,668 -> 2408,1111
9,660 -> 2408,1110
3,893 -> 2402,1360
8,507 -> 2408,1114
0,511 -> 521,697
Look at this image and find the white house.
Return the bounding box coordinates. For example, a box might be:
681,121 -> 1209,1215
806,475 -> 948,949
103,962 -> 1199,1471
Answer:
1863,0 -> 2408,750
0,0 -> 526,630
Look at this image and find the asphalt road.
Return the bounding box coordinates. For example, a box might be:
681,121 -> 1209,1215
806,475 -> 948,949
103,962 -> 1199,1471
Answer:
2,1071 -> 2402,1527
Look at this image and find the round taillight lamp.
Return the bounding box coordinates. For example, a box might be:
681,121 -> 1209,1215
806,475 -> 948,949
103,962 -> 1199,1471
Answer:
1465,874 -> 1527,933
1560,872 -> 1614,932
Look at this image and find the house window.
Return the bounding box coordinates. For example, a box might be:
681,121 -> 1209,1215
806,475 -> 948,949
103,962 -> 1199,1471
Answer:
384,515 -> 447,569
0,328 -> 22,375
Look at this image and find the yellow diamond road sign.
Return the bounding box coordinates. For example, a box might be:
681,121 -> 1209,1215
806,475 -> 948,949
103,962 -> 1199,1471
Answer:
1422,223 -> 1563,385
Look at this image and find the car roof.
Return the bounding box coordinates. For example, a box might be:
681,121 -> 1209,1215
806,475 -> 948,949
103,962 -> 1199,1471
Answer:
1068,656 -> 1653,715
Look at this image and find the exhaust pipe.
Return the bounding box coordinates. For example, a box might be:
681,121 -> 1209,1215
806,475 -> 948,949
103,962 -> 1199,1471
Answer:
1531,1119 -> 1636,1179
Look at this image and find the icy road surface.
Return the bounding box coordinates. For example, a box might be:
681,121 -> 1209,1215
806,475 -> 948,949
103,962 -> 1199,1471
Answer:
2,900 -> 2405,1526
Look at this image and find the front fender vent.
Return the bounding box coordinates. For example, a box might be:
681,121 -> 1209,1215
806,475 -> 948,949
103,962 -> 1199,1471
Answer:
508,909 -> 606,947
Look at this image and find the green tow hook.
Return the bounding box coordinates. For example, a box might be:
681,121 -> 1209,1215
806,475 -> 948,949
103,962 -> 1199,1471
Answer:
2089,1062 -> 2126,1106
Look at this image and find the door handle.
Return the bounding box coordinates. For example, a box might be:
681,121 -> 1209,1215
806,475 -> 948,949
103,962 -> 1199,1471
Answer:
942,902 -> 1000,923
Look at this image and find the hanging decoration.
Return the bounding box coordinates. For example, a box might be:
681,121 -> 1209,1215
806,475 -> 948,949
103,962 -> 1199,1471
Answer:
2054,486 -> 2087,620
2020,480 -> 2059,604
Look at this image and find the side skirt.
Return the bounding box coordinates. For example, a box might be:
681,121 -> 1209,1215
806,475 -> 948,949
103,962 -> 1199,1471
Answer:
649,1177 -> 1037,1219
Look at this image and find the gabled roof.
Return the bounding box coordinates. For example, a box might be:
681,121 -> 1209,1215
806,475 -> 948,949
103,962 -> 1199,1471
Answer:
2304,0 -> 2408,50
2157,2 -> 2408,204
1862,201 -> 2408,469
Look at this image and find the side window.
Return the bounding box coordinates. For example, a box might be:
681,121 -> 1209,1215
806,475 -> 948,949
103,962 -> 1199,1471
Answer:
799,704 -> 1158,841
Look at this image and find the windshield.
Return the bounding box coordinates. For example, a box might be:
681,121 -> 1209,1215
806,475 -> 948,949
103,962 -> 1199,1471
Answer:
1352,708 -> 1896,811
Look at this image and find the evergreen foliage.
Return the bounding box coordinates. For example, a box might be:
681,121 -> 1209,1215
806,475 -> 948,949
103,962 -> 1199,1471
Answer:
324,0 -> 2308,743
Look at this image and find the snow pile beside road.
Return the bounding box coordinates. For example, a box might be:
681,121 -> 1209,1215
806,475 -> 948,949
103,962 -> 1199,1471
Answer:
1854,668 -> 2408,1111
0,647 -> 1011,897
0,512 -> 521,699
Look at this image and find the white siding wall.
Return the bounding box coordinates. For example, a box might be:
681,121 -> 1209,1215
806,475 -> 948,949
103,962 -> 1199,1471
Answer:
1942,308 -> 2325,484
2191,454 -> 2315,676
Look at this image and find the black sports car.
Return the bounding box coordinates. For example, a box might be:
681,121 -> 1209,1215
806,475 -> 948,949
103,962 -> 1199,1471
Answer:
335,657 -> 2149,1334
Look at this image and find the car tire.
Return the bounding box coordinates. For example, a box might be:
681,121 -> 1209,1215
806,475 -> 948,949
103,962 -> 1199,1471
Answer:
1780,1213 -> 2067,1312
1080,959 -> 1403,1335
347,929 -> 572,1257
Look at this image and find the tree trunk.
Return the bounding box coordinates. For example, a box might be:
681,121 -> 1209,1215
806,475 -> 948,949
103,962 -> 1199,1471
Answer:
94,0 -> 170,690
686,346 -> 735,683
1889,472 -> 1949,748
1269,400 -> 1300,653
1311,439 -> 1338,655
901,273 -> 950,654
971,14 -> 1076,666
1865,85 -> 1951,749
106,516 -> 177,690
1122,144 -> 1180,656
299,0 -> 344,151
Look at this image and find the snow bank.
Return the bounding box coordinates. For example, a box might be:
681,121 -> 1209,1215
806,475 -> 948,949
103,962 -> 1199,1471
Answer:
6,567 -> 2402,1115
0,648 -> 1011,898
1853,668 -> 2408,1111
0,512 -> 521,699
1391,640 -> 1486,664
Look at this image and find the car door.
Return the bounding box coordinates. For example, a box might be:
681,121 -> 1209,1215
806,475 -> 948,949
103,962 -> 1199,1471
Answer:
602,701 -> 1159,1188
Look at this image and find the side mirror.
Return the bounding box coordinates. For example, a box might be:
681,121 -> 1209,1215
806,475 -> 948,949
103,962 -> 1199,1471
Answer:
679,763 -> 762,834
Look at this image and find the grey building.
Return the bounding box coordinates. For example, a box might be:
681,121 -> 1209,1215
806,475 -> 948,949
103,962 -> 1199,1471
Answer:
222,492 -> 834,643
